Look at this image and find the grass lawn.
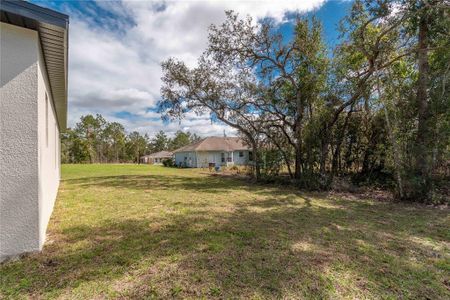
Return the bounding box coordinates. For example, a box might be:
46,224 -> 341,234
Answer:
1,164 -> 449,299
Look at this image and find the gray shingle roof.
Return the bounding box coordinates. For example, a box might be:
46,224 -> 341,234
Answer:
174,137 -> 250,153
141,151 -> 173,159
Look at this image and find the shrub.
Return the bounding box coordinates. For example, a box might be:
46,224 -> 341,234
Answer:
260,149 -> 283,178
162,159 -> 175,167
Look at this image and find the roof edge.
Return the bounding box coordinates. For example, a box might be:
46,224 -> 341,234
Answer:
1,0 -> 68,29
173,136 -> 250,153
1,0 -> 69,130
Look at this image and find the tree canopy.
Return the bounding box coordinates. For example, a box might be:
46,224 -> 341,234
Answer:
159,0 -> 449,203
61,114 -> 201,164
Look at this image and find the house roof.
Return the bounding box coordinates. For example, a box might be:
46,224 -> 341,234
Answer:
1,0 -> 69,130
174,137 -> 250,153
141,151 -> 173,159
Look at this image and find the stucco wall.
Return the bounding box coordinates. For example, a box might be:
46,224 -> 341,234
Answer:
0,22 -> 61,261
0,23 -> 40,260
37,38 -> 61,249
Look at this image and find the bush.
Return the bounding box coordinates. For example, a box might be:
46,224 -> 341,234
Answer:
260,149 -> 283,177
296,172 -> 332,191
162,159 -> 175,167
351,170 -> 395,189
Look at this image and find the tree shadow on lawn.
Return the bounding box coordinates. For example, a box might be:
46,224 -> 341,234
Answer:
63,174 -> 254,195
63,171 -> 319,197
1,175 -> 449,299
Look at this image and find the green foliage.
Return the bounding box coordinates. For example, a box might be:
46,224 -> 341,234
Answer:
61,128 -> 90,163
63,1 -> 448,203
62,114 -> 201,164
168,130 -> 201,151
103,122 -> 126,162
149,130 -> 169,153
162,158 -> 175,167
126,131 -> 148,163
260,149 -> 284,178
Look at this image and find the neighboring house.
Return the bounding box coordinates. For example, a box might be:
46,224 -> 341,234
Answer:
0,1 -> 69,261
140,151 -> 173,164
174,136 -> 252,168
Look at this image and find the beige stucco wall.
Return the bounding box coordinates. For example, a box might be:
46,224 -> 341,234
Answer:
0,22 -> 61,261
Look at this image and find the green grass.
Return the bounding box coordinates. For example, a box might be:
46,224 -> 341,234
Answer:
1,164 -> 449,299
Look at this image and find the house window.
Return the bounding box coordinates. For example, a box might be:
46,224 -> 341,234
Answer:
239,151 -> 244,157
221,152 -> 225,163
45,93 -> 48,147
249,151 -> 253,161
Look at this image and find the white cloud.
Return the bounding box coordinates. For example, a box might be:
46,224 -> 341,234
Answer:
66,0 -> 325,137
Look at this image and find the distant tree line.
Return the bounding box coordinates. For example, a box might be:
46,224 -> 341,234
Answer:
61,114 -> 201,164
160,0 -> 449,203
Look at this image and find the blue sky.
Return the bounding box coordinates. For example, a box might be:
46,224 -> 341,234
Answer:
30,0 -> 353,137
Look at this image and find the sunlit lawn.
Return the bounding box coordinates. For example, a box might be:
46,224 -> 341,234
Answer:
1,164 -> 449,299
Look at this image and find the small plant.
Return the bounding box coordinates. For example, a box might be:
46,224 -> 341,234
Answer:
209,287 -> 221,296
171,285 -> 183,297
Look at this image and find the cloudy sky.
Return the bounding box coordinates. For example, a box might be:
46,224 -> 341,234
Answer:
31,0 -> 352,137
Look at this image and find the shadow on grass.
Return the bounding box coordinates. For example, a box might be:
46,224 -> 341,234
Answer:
1,174 -> 449,299
63,173 -> 258,195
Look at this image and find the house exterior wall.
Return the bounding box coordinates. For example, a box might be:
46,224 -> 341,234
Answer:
196,151 -> 222,168
233,150 -> 250,165
0,23 -> 61,260
37,36 -> 61,249
0,23 -> 40,260
174,151 -> 198,167
175,150 -> 250,168
153,157 -> 169,164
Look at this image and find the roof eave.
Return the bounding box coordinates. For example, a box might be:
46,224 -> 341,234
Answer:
1,0 -> 69,130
